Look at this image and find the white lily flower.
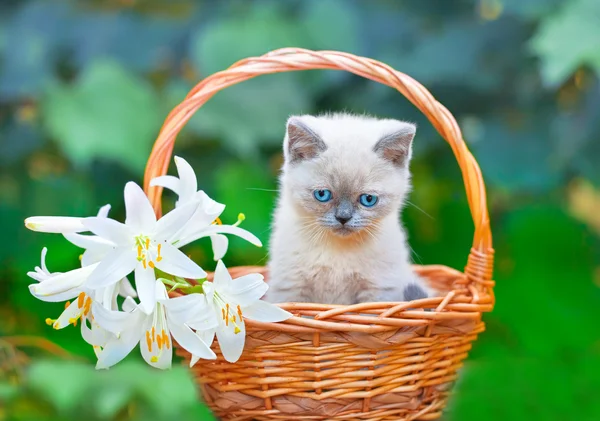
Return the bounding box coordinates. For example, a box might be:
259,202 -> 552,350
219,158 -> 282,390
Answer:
195,260 -> 292,364
27,248 -> 111,352
28,205 -> 136,303
94,281 -> 217,370
27,247 -> 99,301
80,181 -> 207,313
150,156 -> 262,260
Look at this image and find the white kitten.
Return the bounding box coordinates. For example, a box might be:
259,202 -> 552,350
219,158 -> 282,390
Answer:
266,113 -> 433,305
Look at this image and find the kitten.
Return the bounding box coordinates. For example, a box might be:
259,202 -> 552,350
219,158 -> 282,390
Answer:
266,113 -> 433,305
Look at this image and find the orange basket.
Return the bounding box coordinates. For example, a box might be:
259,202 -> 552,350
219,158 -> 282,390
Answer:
143,49 -> 495,421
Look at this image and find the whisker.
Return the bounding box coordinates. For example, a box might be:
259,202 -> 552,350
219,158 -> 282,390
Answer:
246,188 -> 279,192
405,200 -> 434,220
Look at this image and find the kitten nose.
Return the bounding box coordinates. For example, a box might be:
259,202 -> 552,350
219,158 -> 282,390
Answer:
335,201 -> 353,225
336,215 -> 351,225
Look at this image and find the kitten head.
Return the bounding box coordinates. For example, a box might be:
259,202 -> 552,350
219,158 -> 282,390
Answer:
281,113 -> 416,238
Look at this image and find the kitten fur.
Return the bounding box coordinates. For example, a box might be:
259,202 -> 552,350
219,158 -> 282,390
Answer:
266,113 -> 432,305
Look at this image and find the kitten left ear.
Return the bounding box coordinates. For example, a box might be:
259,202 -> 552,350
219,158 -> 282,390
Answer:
284,117 -> 327,163
373,123 -> 416,167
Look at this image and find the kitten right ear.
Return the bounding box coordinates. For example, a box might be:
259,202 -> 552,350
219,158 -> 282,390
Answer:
284,117 -> 327,163
373,122 -> 416,167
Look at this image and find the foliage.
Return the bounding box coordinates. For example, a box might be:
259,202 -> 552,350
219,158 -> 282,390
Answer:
1,0 -> 599,420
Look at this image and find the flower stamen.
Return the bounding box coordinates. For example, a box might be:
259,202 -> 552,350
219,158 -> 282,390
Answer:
77,292 -> 85,308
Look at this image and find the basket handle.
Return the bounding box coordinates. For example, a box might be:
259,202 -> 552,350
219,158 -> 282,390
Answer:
143,49 -> 494,289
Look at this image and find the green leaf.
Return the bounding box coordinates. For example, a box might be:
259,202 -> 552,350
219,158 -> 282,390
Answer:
529,0 -> 600,86
42,60 -> 162,173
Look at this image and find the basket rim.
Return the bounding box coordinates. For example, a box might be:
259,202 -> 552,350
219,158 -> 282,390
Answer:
170,263 -> 494,333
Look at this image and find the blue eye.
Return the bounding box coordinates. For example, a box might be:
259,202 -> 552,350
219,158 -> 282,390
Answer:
359,194 -> 378,207
313,189 -> 332,202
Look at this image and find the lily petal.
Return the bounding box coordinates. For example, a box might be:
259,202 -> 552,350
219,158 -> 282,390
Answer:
83,217 -> 132,246
215,312 -> 246,363
140,316 -> 173,370
28,284 -> 80,302
173,156 -> 198,203
155,201 -> 198,243
241,300 -> 293,323
189,329 -> 216,367
53,300 -> 83,330
150,175 -> 181,196
180,224 -> 262,249
124,182 -> 157,232
64,232 -> 115,250
118,277 -> 137,298
81,247 -> 111,267
25,216 -> 87,234
96,326 -> 143,370
40,247 -> 49,273
81,319 -> 112,347
213,260 -> 232,290
122,296 -> 138,313
154,243 -> 206,279
97,204 -> 112,218
92,301 -> 143,335
196,191 -> 226,215
29,264 -> 98,298
86,248 -> 137,289
135,265 -> 157,314
229,273 -> 267,295
210,234 -> 228,261
168,319 -> 216,361
162,293 -> 214,327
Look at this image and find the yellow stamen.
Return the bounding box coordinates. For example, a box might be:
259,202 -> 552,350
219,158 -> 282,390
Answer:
148,261 -> 155,269
142,259 -> 147,269
225,304 -> 230,326
146,331 -> 152,352
150,356 -> 158,363
77,292 -> 85,308
163,332 -> 170,349
157,334 -> 163,350
145,238 -> 150,249
233,315 -> 237,323
64,301 -> 70,310
237,305 -> 243,317
222,308 -> 226,320
83,297 -> 92,316
152,327 -> 156,342
234,326 -> 241,334
69,317 -> 78,327
156,243 -> 162,262
213,217 -> 222,225
137,245 -> 142,258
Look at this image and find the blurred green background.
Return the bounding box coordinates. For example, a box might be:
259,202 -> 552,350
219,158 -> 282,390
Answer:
1,0 -> 599,420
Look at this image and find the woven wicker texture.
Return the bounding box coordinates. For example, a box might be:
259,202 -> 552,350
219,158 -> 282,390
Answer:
144,49 -> 495,421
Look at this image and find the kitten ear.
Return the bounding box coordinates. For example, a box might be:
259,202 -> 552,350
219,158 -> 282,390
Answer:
373,123 -> 416,166
284,117 -> 327,163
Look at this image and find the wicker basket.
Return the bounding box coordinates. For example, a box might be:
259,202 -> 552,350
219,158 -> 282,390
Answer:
143,49 -> 495,421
